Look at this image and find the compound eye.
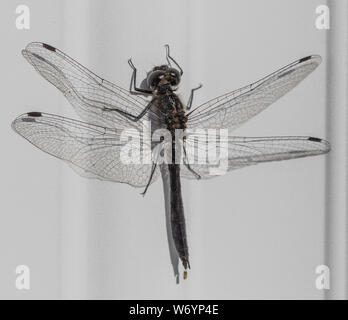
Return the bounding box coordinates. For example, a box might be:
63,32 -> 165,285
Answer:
147,70 -> 165,89
151,78 -> 160,88
167,68 -> 181,86
170,76 -> 178,86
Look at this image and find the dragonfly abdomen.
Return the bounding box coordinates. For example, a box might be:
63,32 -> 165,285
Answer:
168,163 -> 190,271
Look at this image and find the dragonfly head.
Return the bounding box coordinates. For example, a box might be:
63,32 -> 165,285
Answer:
147,65 -> 181,90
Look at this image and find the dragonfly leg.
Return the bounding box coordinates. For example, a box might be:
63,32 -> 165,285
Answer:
183,161 -> 201,180
128,58 -> 153,95
186,83 -> 203,110
183,141 -> 201,179
141,162 -> 158,196
165,44 -> 183,76
103,101 -> 152,122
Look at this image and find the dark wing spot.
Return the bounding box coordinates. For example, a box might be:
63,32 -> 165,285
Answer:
299,56 -> 312,63
308,137 -> 322,142
42,43 -> 56,52
27,112 -> 42,117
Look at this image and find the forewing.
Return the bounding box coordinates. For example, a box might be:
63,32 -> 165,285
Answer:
181,135 -> 330,179
12,112 -> 159,187
22,42 -> 160,129
187,55 -> 321,131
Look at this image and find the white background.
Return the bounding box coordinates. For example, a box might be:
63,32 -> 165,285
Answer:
0,0 -> 342,299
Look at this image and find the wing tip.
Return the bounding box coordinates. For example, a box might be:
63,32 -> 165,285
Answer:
12,112 -> 43,129
308,136 -> 331,153
21,48 -> 29,58
299,55 -> 322,65
22,42 -> 57,58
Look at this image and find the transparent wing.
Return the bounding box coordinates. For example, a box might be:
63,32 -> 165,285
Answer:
181,135 -> 330,179
12,112 -> 159,187
187,55 -> 321,131
22,42 -> 161,129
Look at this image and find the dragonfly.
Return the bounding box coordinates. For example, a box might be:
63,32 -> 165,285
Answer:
12,42 -> 330,281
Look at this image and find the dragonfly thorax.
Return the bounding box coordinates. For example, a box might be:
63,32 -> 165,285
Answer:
152,91 -> 187,132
